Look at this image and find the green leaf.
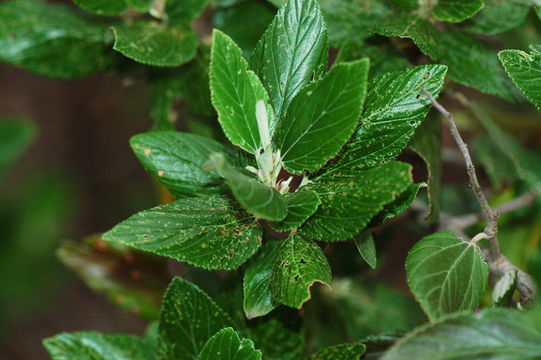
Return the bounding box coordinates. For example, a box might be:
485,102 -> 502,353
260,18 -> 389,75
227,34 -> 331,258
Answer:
0,119 -> 35,178
432,0 -> 484,22
354,231 -> 377,269
302,161 -> 412,241
243,240 -> 280,319
465,0 -> 529,35
148,69 -> 183,131
206,153 -> 287,221
159,278 -> 234,360
43,332 -> 155,360
406,232 -> 489,321
270,190 -> 321,232
102,195 -> 262,270
327,65 -> 447,176
307,343 -> 366,360
210,29 -> 274,153
250,318 -> 305,360
0,0 -> 112,78
319,0 -> 390,46
72,0 -> 127,15
57,237 -> 168,320
376,14 -> 441,59
270,235 -> 331,308
409,114 -> 442,222
382,309 -> 541,360
371,182 -> 425,226
499,45 -> 541,111
199,328 -> 262,360
492,270 -> 517,307
165,0 -> 208,25
250,0 -> 328,118
212,1 -> 275,54
275,59 -> 369,174
438,32 -> 515,101
130,131 -> 234,197
112,21 -> 197,67
127,0 -> 152,11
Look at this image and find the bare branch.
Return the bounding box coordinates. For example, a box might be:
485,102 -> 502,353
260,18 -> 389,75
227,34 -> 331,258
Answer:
421,88 -> 537,304
422,88 -> 500,258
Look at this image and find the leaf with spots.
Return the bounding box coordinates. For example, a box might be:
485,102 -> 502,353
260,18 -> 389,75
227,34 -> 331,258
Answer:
274,59 -> 369,174
325,65 -> 447,176
406,232 -> 489,321
301,161 -> 413,242
130,131 -> 235,198
102,195 -> 262,270
382,309 -> 541,360
499,44 -> 541,111
250,0 -> 329,118
270,235 -> 331,309
370,182 -> 426,227
159,278 -> 234,360
210,29 -> 274,153
243,240 -> 279,319
112,21 -> 197,67
43,332 -> 155,360
199,328 -> 262,360
0,0 -> 112,79
205,153 -> 287,221
270,190 -> 321,232
431,0 -> 484,22
307,343 -> 366,360
376,14 -> 441,59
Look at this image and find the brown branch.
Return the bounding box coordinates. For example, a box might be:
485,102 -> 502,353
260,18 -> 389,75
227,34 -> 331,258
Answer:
421,88 -> 537,304
422,88 -> 500,258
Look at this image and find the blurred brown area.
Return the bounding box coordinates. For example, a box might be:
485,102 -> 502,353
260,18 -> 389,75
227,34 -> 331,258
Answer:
0,64 -> 157,359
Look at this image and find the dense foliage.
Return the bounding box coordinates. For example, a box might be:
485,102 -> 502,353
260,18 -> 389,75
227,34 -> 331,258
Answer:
2,0 -> 541,358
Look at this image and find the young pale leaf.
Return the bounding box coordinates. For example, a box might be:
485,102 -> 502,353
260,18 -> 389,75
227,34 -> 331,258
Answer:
465,0 -> 529,35
432,0 -> 484,23
354,231 -> 377,269
160,278 -> 234,360
102,195 -> 262,270
130,131 -> 234,197
206,153 -> 287,221
250,319 -> 305,360
210,30 -> 274,153
72,0 -> 127,15
307,343 -> 366,360
383,309 -> 541,360
499,45 -> 541,111
44,332 -> 155,360
410,114 -> 442,222
243,241 -> 280,319
270,235 -> 331,308
165,0 -> 208,25
492,270 -> 517,307
406,232 -> 489,321
302,161 -> 412,242
438,32 -> 515,101
199,328 -> 262,360
326,65 -> 447,176
250,0 -> 328,118
112,22 -> 197,67
275,59 -> 369,174
270,190 -> 321,232
0,0 -> 111,78
376,14 -> 441,59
